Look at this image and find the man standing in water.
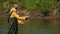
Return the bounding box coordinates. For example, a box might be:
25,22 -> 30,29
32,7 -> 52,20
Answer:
8,3 -> 29,34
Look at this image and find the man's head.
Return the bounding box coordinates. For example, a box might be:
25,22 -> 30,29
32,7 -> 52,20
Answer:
13,3 -> 18,8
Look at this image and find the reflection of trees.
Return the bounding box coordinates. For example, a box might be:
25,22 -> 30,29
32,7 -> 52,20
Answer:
52,19 -> 59,29
51,19 -> 59,34
41,18 -> 59,30
41,19 -> 50,28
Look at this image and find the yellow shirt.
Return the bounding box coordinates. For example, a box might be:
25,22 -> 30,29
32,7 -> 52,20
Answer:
10,8 -> 26,24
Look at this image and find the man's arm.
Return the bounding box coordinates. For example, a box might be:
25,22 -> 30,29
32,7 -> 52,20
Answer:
13,12 -> 26,20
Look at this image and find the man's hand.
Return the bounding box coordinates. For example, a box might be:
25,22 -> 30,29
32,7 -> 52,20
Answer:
18,20 -> 24,24
26,16 -> 30,18
25,16 -> 30,20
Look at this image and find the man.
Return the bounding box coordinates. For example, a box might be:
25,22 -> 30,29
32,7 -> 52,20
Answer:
8,3 -> 29,34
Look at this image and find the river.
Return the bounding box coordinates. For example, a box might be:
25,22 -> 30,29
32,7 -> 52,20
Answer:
0,16 -> 60,34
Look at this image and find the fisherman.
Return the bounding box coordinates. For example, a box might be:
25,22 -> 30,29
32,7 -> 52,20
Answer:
8,3 -> 29,34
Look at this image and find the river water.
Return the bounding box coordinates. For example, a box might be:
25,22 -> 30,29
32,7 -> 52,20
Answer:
0,17 -> 60,34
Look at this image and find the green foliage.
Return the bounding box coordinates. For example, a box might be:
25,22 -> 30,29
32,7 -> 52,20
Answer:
0,0 -> 4,11
38,0 -> 53,10
0,0 -> 58,12
23,0 -> 38,10
23,0 -> 53,10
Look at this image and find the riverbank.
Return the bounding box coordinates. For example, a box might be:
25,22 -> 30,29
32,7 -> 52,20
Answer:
0,12 -> 60,19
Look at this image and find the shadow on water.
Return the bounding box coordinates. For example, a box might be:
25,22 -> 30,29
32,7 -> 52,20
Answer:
0,17 -> 60,34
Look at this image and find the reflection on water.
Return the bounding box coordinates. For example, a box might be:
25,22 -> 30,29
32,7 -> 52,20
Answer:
0,17 -> 60,34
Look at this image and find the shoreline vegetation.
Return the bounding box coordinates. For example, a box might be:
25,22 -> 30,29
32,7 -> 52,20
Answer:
0,0 -> 60,18
0,11 -> 60,20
